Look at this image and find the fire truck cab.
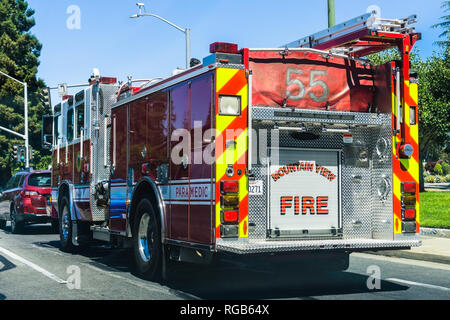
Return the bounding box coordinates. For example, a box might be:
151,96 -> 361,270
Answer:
45,11 -> 421,280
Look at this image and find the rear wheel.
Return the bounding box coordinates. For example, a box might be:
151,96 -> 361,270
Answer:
133,198 -> 162,281
10,207 -> 24,234
59,197 -> 75,252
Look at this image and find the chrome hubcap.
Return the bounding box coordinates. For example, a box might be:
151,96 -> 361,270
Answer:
138,213 -> 153,263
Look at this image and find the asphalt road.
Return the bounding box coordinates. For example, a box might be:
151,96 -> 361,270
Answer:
0,215 -> 449,300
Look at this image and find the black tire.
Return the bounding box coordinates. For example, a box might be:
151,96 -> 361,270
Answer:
10,206 -> 24,234
133,198 -> 162,281
59,197 -> 75,253
0,219 -> 6,229
51,219 -> 59,234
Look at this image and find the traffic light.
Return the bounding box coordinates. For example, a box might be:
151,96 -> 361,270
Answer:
29,146 -> 34,161
18,146 -> 26,163
12,145 -> 18,162
41,87 -> 51,109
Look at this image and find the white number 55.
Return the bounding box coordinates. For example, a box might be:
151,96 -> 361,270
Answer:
286,68 -> 329,103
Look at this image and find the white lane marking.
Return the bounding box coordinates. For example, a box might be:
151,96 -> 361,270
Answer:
386,278 -> 450,292
0,246 -> 67,284
353,253 -> 450,271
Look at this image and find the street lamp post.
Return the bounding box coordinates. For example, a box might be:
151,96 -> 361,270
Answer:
130,3 -> 191,69
0,70 -> 29,168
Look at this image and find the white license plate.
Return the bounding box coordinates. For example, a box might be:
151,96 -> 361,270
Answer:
249,180 -> 263,195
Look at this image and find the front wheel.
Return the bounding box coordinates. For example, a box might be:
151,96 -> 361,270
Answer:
133,198 -> 162,281
0,219 -> 6,229
59,197 -> 75,253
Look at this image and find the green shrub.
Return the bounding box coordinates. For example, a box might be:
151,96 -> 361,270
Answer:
442,162 -> 449,175
435,176 -> 442,183
434,163 -> 443,176
444,175 -> 450,183
425,176 -> 436,183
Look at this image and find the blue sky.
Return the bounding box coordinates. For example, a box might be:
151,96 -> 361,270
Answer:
27,0 -> 445,101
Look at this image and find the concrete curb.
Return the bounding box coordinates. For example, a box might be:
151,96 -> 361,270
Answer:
420,227 -> 450,239
366,250 -> 450,265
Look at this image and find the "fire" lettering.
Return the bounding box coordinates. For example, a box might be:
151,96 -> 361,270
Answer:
280,196 -> 329,215
280,196 -> 293,215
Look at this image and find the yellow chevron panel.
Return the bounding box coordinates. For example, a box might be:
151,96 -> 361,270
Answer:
216,68 -> 239,93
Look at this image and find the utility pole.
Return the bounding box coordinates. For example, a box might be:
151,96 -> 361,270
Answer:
328,0 -> 335,28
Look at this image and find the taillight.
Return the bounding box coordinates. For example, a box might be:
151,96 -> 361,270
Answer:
402,208 -> 416,221
400,179 -> 417,233
401,195 -> 416,207
401,182 -> 416,194
221,195 -> 240,208
21,190 -> 38,198
221,210 -> 239,224
220,181 -> 239,238
220,179 -> 240,238
221,181 -> 239,194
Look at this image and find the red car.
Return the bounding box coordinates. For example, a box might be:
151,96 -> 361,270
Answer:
0,170 -> 57,233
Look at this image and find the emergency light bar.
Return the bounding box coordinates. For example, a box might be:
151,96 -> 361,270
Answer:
210,42 -> 238,54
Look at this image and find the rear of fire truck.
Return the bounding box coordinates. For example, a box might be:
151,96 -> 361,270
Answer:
214,12 -> 421,270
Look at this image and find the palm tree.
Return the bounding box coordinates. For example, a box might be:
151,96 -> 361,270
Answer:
432,1 -> 450,47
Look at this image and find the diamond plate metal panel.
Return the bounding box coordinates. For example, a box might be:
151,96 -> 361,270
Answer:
216,238 -> 421,254
246,109 -> 398,251
371,116 -> 394,240
90,84 -> 119,221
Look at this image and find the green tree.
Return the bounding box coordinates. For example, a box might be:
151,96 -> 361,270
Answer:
0,0 -> 50,185
418,48 -> 450,163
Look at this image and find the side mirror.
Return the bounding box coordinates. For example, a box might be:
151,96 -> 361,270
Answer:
41,115 -> 53,150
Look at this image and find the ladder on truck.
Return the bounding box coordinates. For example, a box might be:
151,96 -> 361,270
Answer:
281,11 -> 419,57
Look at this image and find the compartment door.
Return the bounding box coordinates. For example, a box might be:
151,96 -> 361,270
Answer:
268,149 -> 341,238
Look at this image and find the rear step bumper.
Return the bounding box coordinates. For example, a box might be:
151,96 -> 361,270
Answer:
216,238 -> 421,254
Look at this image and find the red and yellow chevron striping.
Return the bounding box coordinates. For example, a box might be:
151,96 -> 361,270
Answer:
392,61 -> 420,235
215,68 -> 249,238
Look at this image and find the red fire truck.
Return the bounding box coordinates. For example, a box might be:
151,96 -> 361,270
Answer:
43,12 -> 421,280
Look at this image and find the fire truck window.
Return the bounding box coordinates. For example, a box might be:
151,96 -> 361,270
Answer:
76,103 -> 85,138
148,92 -> 168,159
190,73 -> 212,144
57,114 -> 63,143
53,116 -> 59,144
67,109 -> 74,142
129,98 -> 147,163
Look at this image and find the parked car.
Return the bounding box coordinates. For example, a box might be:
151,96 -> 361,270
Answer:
0,170 -> 57,233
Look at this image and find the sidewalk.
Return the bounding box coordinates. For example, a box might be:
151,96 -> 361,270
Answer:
424,182 -> 450,192
367,234 -> 450,265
